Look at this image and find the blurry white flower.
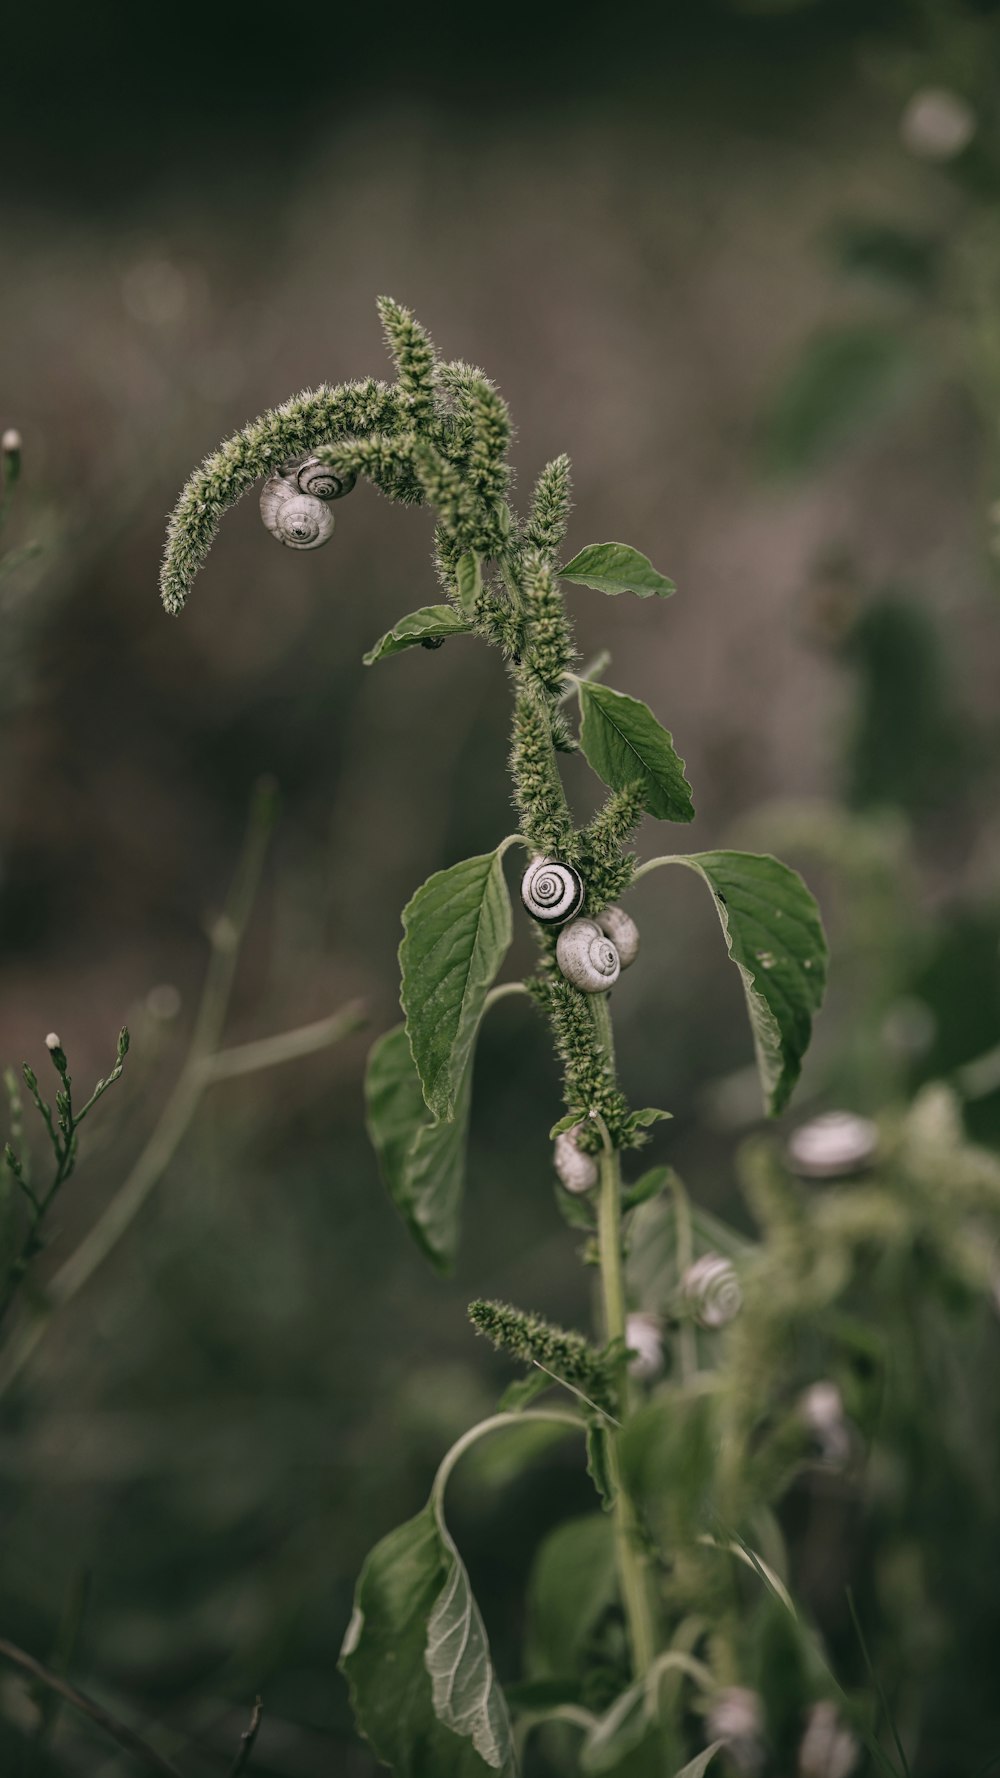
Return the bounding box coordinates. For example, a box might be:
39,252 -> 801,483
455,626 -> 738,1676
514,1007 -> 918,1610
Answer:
799,1700 -> 859,1778
44,1032 -> 61,1052
900,88 -> 975,162
625,1312 -> 664,1380
787,1111 -> 878,1180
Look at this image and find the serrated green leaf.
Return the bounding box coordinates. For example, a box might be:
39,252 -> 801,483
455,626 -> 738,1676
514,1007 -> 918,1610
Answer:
656,851 -> 827,1116
578,682 -> 694,823
364,604 -> 474,665
340,1504 -> 514,1777
400,846 -> 513,1121
526,1514 -> 617,1680
365,1025 -> 474,1274
762,323 -> 920,478
455,551 -> 482,615
561,543 -> 675,599
623,1107 -> 673,1141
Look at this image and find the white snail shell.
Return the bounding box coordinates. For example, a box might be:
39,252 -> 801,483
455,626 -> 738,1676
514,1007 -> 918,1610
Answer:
798,1380 -> 851,1469
682,1252 -> 743,1329
798,1702 -> 859,1778
625,1312 -> 664,1381
553,1123 -> 599,1194
595,904 -> 640,969
706,1689 -> 765,1778
294,457 -> 357,500
787,1111 -> 878,1180
521,856 -> 584,924
259,476 -> 335,550
556,918 -> 621,992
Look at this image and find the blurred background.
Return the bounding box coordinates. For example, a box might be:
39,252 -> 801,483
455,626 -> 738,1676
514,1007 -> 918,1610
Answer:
3,1 -> 1000,1772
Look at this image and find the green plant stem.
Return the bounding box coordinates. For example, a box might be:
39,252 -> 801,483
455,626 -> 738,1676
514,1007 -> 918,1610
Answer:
670,1172 -> 698,1386
592,993 -> 657,1679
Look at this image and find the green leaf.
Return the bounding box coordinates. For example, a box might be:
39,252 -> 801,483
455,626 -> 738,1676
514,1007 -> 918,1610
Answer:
673,1744 -> 726,1778
581,1681 -> 651,1773
643,851 -> 827,1115
622,1165 -> 671,1211
455,551 -> 482,615
561,543 -> 675,599
586,1422 -> 616,1512
400,846 -> 514,1121
578,682 -> 694,823
526,1514 -> 617,1680
364,604 -> 474,665
365,1024 -> 474,1274
340,1504 -> 515,1777
427,1521 -> 517,1768
762,323 -> 920,478
498,1371 -> 551,1413
622,1107 -> 673,1142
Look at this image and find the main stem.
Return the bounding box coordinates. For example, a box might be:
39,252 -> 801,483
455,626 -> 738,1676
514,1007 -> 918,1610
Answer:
592,993 -> 657,1676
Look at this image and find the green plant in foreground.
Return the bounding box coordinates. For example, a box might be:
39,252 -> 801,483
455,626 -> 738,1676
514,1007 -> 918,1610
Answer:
161,299 -> 836,1777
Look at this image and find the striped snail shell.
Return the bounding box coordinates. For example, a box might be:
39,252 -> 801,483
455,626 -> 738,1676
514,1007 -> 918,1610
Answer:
259,474 -> 335,550
553,1123 -> 599,1194
682,1252 -> 742,1329
556,918 -> 621,992
595,904 -> 640,969
295,457 -> 357,500
520,856 -> 584,925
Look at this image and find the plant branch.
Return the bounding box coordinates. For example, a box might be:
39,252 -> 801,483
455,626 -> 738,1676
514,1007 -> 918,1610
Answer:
0,1637 -> 183,1778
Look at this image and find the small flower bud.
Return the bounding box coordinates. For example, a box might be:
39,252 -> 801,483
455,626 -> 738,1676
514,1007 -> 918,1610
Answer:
44,1033 -> 61,1052
625,1312 -> 664,1381
2,428 -> 22,456
682,1253 -> 743,1329
117,1026 -> 131,1059
798,1701 -> 859,1778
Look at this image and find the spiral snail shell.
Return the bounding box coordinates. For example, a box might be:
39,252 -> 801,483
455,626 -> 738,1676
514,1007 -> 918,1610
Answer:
553,1123 -> 599,1194
556,918 -> 621,992
259,475 -> 335,550
520,856 -> 584,925
294,457 -> 357,500
625,1312 -> 664,1381
595,904 -> 640,969
681,1252 -> 743,1329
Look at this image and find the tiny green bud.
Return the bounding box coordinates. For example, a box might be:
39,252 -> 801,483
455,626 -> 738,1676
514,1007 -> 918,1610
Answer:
22,1064 -> 37,1091
117,1026 -> 131,1060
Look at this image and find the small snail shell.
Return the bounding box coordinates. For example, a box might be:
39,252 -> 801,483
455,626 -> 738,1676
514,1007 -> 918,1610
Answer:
625,1312 -> 664,1381
681,1252 -> 742,1329
553,1123 -> 598,1194
787,1110 -> 878,1180
798,1380 -> 851,1469
259,476 -> 335,550
798,1701 -> 859,1778
595,904 -> 640,969
521,856 -> 584,925
294,457 -> 357,500
556,918 -> 621,992
706,1689 -> 765,1778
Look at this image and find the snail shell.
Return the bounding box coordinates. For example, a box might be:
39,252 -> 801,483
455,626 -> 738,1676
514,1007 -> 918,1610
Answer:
787,1110 -> 877,1180
682,1252 -> 742,1329
626,1312 -> 664,1381
259,475 -> 335,550
520,856 -> 584,924
595,904 -> 640,969
798,1701 -> 859,1778
553,1123 -> 599,1194
556,918 -> 621,992
294,457 -> 357,500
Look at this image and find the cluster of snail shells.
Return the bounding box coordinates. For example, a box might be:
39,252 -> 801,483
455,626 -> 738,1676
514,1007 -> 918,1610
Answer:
259,456 -> 357,551
520,857 -> 640,994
